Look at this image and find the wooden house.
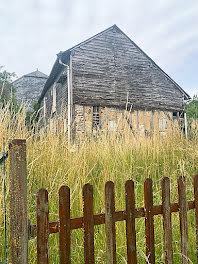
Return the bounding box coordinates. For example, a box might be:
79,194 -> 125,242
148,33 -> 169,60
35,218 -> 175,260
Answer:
38,25 -> 190,138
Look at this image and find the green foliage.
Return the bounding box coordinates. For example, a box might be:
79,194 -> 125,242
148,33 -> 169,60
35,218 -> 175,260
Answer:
186,95 -> 198,119
0,67 -> 18,109
0,67 -> 40,123
33,101 -> 40,113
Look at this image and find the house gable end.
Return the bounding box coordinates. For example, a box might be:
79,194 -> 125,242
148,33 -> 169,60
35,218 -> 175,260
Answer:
71,26 -> 188,111
114,26 -> 190,100
39,25 -> 190,111
71,25 -> 189,101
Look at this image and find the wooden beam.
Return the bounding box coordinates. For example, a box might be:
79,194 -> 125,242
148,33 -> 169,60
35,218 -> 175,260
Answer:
9,139 -> 28,264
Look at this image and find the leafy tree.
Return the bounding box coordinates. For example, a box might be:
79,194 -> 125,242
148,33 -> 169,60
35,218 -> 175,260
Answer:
186,95 -> 198,119
0,66 -> 17,107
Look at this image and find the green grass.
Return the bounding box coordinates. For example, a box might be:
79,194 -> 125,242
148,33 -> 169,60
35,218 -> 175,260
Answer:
26,134 -> 197,263
0,105 -> 198,263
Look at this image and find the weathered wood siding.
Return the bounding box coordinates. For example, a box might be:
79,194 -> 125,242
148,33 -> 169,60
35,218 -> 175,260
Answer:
56,80 -> 68,115
39,88 -> 51,124
71,27 -> 184,111
14,75 -> 47,111
39,71 -> 68,124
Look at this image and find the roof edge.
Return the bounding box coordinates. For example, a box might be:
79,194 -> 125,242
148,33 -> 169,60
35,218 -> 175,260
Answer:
12,73 -> 48,84
38,24 -> 191,103
38,25 -> 117,104
38,51 -> 71,103
69,25 -> 116,52
114,25 -> 191,100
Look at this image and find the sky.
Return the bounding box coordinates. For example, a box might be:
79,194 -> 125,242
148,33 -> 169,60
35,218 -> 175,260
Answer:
0,0 -> 198,97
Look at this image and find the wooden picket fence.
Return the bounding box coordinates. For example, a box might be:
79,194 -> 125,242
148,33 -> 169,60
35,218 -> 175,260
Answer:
27,175 -> 198,264
8,140 -> 198,264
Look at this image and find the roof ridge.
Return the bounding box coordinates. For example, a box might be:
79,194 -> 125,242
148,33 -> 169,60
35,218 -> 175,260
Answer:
24,70 -> 48,78
61,24 -> 116,57
39,24 -> 190,103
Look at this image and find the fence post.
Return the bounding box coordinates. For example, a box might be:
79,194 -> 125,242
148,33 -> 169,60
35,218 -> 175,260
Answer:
178,176 -> 189,264
9,139 -> 28,264
144,178 -> 155,264
105,181 -> 116,264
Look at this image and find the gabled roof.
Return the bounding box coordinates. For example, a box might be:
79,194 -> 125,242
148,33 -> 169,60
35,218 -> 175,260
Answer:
115,26 -> 191,101
39,25 -> 116,103
24,69 -> 48,79
13,69 -> 48,84
39,24 -> 190,103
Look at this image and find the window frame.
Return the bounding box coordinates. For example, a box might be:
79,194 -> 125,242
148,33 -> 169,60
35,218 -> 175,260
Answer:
92,106 -> 101,130
159,118 -> 167,132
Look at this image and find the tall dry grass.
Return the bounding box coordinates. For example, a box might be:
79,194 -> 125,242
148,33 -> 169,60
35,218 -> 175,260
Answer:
0,104 -> 198,263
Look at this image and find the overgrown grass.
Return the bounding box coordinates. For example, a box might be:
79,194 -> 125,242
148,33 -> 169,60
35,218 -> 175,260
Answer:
0,105 -> 198,263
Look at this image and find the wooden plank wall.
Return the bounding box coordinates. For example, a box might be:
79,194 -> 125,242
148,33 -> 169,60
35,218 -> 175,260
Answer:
39,26 -> 186,130
71,27 -> 184,111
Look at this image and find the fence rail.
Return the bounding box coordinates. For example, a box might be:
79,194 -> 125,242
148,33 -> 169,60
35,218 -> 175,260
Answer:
7,139 -> 198,264
29,175 -> 198,264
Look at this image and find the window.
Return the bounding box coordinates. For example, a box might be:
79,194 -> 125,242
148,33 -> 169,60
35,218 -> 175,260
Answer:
173,111 -> 184,120
92,106 -> 101,129
173,112 -> 178,120
108,120 -> 117,131
52,84 -> 56,113
159,118 -> 167,132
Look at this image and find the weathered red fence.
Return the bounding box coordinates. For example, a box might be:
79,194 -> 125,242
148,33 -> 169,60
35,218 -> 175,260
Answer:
28,175 -> 198,264
8,139 -> 198,263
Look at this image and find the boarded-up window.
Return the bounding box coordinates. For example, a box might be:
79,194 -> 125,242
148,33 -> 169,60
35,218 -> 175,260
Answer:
92,106 -> 100,129
159,118 -> 167,132
108,120 -> 117,131
52,84 -> 56,113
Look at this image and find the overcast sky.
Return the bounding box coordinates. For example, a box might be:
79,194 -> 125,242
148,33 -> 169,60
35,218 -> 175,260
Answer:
0,0 -> 198,96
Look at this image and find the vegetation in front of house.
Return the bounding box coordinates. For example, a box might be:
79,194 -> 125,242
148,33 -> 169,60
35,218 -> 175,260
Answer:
0,67 -> 41,127
0,67 -> 17,107
0,103 -> 198,263
185,95 -> 198,139
186,95 -> 198,119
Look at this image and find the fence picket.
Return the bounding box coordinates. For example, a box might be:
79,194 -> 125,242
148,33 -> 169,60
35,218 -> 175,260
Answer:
30,176 -> 198,264
125,180 -> 137,264
59,185 -> 71,264
8,139 -> 198,264
178,176 -> 189,264
144,178 -> 155,264
194,175 -> 198,264
37,189 -> 49,264
105,181 -> 116,264
83,183 -> 95,264
162,177 -> 173,264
